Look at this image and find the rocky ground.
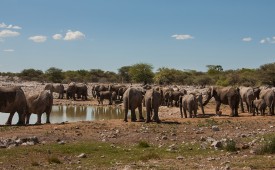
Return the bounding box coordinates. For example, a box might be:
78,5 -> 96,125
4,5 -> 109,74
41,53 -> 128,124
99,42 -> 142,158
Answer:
0,80 -> 275,169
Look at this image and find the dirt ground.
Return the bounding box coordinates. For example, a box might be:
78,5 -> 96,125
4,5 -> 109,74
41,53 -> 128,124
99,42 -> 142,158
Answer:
1,96 -> 275,169
1,81 -> 275,169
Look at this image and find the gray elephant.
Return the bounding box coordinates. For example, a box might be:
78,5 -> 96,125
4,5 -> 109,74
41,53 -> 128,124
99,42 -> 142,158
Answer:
0,86 -> 27,125
259,89 -> 274,115
238,86 -> 256,113
44,83 -> 64,99
26,90 -> 53,124
179,94 -> 198,118
203,86 -> 239,117
98,91 -> 113,105
123,87 -> 144,122
167,91 -> 186,107
144,89 -> 162,123
93,84 -> 108,99
108,84 -> 126,100
252,99 -> 266,116
66,82 -> 88,100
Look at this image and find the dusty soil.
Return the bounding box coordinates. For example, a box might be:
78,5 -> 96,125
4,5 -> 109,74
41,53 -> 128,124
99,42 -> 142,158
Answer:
1,81 -> 275,169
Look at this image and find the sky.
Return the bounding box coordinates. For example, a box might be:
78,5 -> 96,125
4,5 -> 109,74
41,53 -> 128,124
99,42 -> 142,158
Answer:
0,0 -> 275,73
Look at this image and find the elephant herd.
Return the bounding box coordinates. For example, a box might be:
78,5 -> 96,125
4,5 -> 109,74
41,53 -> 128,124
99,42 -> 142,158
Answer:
0,82 -> 274,125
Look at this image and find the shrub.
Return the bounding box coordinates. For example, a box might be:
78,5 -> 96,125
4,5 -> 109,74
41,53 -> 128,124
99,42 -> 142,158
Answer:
224,139 -> 237,152
48,156 -> 62,164
256,136 -> 275,154
138,141 -> 150,148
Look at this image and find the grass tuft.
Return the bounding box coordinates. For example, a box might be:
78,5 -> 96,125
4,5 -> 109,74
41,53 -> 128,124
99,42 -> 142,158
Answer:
256,136 -> 275,155
48,156 -> 62,164
138,141 -> 150,148
224,139 -> 237,152
139,152 -> 160,161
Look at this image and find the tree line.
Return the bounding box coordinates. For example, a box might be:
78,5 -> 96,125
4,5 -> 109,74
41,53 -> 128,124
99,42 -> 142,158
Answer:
0,62 -> 274,87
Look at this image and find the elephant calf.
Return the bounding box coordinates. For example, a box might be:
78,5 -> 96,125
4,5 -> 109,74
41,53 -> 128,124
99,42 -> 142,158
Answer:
144,89 -> 161,123
179,94 -> 198,118
26,90 -> 53,124
252,99 -> 267,116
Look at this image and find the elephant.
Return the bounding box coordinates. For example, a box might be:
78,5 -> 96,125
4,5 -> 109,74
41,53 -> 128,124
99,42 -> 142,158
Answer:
162,87 -> 174,106
259,88 -> 274,115
167,90 -> 186,107
66,82 -> 88,100
26,90 -> 53,124
144,89 -> 162,123
44,83 -> 64,99
123,87 -> 144,122
203,86 -> 239,117
238,86 -> 256,113
93,84 -> 108,99
98,91 -> 113,105
0,86 -> 27,125
117,87 -> 128,101
252,99 -> 266,116
179,94 -> 198,118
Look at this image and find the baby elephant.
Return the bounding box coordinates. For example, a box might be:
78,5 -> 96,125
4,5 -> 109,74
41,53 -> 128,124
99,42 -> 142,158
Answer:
252,99 -> 267,116
26,90 -> 53,124
179,94 -> 198,118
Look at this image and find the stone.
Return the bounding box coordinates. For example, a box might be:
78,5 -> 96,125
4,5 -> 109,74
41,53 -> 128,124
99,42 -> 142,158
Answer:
77,153 -> 87,158
176,156 -> 184,160
212,126 -> 220,131
211,141 -> 223,149
162,136 -> 168,140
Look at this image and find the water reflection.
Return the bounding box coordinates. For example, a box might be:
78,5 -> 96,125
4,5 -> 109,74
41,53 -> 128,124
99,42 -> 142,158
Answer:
0,105 -> 125,125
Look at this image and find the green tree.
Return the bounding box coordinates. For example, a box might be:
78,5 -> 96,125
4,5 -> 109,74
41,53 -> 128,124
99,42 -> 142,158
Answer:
45,67 -> 64,83
118,66 -> 131,83
19,68 -> 44,81
206,65 -> 223,75
129,63 -> 154,84
258,62 -> 275,86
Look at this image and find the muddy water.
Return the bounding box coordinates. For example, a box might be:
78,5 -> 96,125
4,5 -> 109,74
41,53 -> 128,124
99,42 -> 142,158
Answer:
0,105 -> 126,125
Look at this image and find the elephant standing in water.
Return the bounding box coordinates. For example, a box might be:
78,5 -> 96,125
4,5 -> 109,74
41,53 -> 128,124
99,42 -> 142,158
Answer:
203,86 -> 239,117
0,86 -> 27,125
26,90 -> 53,124
144,89 -> 162,123
123,87 -> 144,122
44,83 -> 64,99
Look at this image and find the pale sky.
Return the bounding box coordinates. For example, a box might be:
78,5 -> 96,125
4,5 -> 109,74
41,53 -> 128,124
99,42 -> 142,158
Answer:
0,0 -> 274,73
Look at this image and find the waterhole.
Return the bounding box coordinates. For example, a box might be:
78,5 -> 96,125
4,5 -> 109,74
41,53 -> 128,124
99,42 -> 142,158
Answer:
0,105 -> 126,125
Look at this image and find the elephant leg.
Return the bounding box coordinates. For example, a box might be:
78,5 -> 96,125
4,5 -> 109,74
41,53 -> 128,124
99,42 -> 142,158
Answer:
234,102 -> 239,117
145,108 -> 151,123
188,108 -> 192,118
180,105 -> 183,118
183,108 -> 187,118
26,113 -> 31,125
194,108 -> 197,118
46,111 -> 51,124
215,101 -> 221,116
200,105 -> 205,117
138,104 -> 144,121
153,108 -> 160,123
240,98 -> 245,113
245,102 -> 250,113
36,114 -> 42,125
6,112 -> 15,125
131,109 -> 137,122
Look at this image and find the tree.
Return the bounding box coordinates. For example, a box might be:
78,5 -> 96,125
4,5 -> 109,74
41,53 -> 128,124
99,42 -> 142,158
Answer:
206,65 -> 223,75
19,68 -> 44,81
118,66 -> 131,83
129,63 -> 154,84
45,67 -> 64,83
258,62 -> 275,86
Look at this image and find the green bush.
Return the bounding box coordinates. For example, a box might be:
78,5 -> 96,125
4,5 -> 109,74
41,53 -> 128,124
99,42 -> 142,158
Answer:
256,136 -> 275,154
138,140 -> 150,148
224,139 -> 237,152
